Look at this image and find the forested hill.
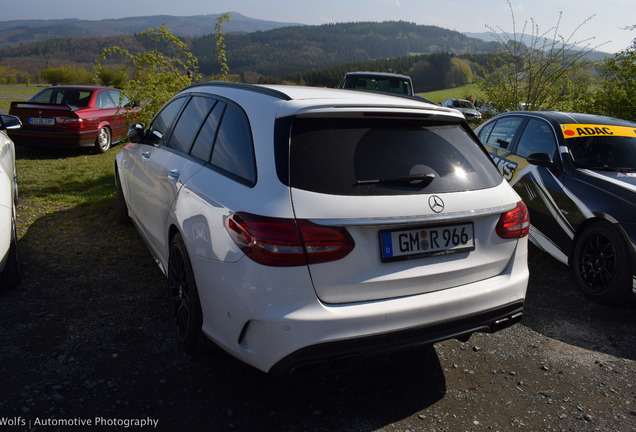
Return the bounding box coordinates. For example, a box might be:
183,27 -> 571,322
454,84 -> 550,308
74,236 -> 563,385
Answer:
194,21 -> 495,77
0,20 -> 496,80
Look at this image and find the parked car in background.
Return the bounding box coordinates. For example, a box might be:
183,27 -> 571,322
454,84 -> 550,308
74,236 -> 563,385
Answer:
0,115 -> 21,289
441,98 -> 482,122
476,111 -> 636,304
8,85 -> 132,153
339,72 -> 415,96
115,82 -> 529,375
477,102 -> 500,118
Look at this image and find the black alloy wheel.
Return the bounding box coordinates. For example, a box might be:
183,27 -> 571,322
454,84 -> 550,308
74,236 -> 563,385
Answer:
168,233 -> 206,352
0,209 -> 21,290
114,172 -> 130,225
572,221 -> 632,304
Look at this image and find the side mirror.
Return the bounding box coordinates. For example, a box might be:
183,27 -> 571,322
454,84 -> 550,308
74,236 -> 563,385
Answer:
127,123 -> 145,143
0,115 -> 22,131
527,152 -> 555,168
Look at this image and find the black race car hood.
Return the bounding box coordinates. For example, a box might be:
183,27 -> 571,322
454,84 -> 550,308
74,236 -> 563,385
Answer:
579,169 -> 636,193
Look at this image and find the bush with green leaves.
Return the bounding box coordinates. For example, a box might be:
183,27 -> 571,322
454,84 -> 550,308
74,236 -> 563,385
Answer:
40,65 -> 97,86
96,24 -> 200,127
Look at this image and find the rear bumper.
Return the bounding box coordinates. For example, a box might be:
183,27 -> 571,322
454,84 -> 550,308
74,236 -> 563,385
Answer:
8,129 -> 98,147
270,301 -> 524,375
192,235 -> 529,375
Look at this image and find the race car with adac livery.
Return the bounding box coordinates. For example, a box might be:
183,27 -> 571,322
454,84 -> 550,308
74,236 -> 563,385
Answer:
475,111 -> 635,304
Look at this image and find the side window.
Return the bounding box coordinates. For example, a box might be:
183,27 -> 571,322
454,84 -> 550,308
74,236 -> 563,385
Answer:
106,90 -> 129,108
190,101 -> 224,162
96,91 -> 117,109
483,117 -> 524,151
169,96 -> 217,154
515,118 -> 557,159
211,104 -> 256,185
477,121 -> 495,143
147,97 -> 187,146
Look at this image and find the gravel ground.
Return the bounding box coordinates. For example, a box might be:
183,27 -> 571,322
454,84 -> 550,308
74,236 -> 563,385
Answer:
0,202 -> 634,432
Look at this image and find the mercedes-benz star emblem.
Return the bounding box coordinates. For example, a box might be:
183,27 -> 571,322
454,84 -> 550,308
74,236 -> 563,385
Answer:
428,195 -> 444,213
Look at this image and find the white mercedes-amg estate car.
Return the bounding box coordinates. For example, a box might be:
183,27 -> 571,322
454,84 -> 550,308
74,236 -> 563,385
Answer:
115,83 -> 529,375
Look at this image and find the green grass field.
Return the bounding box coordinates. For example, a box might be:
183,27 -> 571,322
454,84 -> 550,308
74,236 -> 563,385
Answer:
0,85 -> 45,113
418,83 -> 485,104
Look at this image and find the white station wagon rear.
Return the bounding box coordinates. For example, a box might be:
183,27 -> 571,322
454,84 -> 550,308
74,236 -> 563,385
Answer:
115,83 -> 529,375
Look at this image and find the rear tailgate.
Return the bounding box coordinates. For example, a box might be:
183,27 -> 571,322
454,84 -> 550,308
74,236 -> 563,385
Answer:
287,115 -> 523,304
291,184 -> 521,303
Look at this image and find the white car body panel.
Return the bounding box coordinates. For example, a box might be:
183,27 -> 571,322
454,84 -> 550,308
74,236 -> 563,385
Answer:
115,84 -> 529,374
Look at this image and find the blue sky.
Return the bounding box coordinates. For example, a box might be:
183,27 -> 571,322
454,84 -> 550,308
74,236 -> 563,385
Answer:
3,0 -> 634,53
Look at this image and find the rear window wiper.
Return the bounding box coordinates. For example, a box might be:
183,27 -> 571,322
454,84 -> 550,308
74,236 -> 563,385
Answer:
355,173 -> 435,188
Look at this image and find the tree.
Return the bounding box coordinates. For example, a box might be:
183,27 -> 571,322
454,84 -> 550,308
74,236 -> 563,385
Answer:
477,0 -> 602,112
96,24 -> 200,126
214,13 -> 231,81
587,27 -> 636,121
96,65 -> 128,88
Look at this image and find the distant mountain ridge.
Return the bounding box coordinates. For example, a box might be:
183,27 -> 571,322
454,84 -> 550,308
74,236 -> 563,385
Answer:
0,18 -> 497,80
0,12 -> 303,47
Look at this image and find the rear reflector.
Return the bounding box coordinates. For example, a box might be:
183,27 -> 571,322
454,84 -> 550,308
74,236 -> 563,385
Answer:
496,201 -> 529,239
225,212 -> 354,267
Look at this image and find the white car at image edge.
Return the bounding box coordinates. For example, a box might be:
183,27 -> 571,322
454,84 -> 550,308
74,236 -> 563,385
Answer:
0,114 -> 21,289
115,82 -> 529,375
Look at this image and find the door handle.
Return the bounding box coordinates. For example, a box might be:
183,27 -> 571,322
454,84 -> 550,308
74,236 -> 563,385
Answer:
142,152 -> 150,159
168,169 -> 180,181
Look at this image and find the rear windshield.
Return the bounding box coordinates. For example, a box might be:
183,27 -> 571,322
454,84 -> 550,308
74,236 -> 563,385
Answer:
284,117 -> 502,196
30,88 -> 92,108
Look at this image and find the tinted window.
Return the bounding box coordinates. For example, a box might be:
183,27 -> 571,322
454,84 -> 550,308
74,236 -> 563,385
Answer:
190,101 -> 224,162
287,118 -> 502,196
147,97 -> 187,145
343,76 -> 411,95
169,96 -> 217,154
568,135 -> 636,170
481,117 -> 524,151
210,105 -> 256,184
515,118 -> 557,159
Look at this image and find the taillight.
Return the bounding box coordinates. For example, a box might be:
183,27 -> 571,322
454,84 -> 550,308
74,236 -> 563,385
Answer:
496,201 -> 529,239
63,118 -> 85,128
224,212 -> 354,267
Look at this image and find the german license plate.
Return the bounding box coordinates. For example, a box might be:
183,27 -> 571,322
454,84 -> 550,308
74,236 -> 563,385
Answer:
28,117 -> 55,126
380,223 -> 475,262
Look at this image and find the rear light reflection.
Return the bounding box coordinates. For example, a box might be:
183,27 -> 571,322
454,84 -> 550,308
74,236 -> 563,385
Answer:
225,212 -> 355,267
496,201 -> 529,239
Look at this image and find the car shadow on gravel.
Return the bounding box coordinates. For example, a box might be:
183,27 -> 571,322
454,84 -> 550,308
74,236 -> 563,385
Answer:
1,205 -> 448,432
522,244 -> 636,361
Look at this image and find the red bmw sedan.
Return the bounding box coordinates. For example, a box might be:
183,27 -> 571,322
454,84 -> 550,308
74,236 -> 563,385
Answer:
8,85 -> 132,153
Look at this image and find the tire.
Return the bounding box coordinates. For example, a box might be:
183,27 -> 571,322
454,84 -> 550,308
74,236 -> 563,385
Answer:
1,210 -> 21,290
94,127 -> 112,153
571,221 -> 632,304
168,233 -> 207,352
114,173 -> 130,225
